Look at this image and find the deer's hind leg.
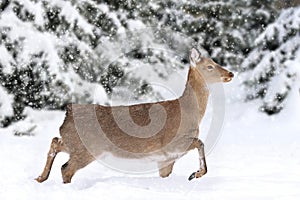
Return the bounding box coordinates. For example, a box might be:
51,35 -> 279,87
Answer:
36,137 -> 67,183
61,151 -> 95,184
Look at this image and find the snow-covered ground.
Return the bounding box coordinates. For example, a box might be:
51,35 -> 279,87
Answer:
0,82 -> 300,200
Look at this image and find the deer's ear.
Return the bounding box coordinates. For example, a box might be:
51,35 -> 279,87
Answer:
189,48 -> 201,67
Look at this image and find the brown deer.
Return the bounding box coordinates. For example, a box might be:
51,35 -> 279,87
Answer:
35,48 -> 234,183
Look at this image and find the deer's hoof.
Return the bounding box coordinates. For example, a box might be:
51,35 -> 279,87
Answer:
188,172 -> 196,181
188,169 -> 207,181
35,176 -> 45,183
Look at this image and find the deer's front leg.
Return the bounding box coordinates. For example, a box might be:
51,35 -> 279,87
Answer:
187,138 -> 207,181
158,161 -> 175,178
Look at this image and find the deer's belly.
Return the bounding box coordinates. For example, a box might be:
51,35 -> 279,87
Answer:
146,152 -> 185,162
98,151 -> 184,164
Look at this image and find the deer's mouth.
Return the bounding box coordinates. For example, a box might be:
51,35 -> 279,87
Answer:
222,77 -> 232,82
222,72 -> 234,82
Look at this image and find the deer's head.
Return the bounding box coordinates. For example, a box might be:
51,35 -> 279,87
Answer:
189,48 -> 234,83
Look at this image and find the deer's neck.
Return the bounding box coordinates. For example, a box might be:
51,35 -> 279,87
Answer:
180,67 -> 209,119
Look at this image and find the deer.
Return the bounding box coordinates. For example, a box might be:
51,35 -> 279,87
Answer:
35,48 -> 234,184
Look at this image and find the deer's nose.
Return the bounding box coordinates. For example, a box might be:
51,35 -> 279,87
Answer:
229,72 -> 234,78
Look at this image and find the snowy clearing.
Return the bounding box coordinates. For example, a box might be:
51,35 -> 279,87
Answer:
0,84 -> 299,200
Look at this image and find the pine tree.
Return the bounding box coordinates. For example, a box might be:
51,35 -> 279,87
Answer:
0,85 -> 14,127
129,0 -> 278,69
93,0 -> 279,101
241,6 -> 300,114
0,0 -> 184,126
0,0 -> 108,126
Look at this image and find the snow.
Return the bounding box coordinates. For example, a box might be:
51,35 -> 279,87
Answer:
256,7 -> 300,44
98,3 -> 109,13
127,19 -> 146,31
0,45 -> 15,74
0,10 -> 62,75
240,6 -> 300,113
50,0 -> 94,35
0,83 -> 299,199
16,0 -> 45,26
0,86 -> 14,120
90,83 -> 108,104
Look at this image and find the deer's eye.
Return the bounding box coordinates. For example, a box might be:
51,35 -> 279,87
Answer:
207,65 -> 215,71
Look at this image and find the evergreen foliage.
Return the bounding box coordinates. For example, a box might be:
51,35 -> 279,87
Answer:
242,6 -> 300,114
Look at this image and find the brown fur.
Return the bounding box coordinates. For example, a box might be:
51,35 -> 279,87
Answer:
36,49 -> 234,183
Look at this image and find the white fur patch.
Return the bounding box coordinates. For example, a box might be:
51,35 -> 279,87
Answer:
49,152 -> 56,158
